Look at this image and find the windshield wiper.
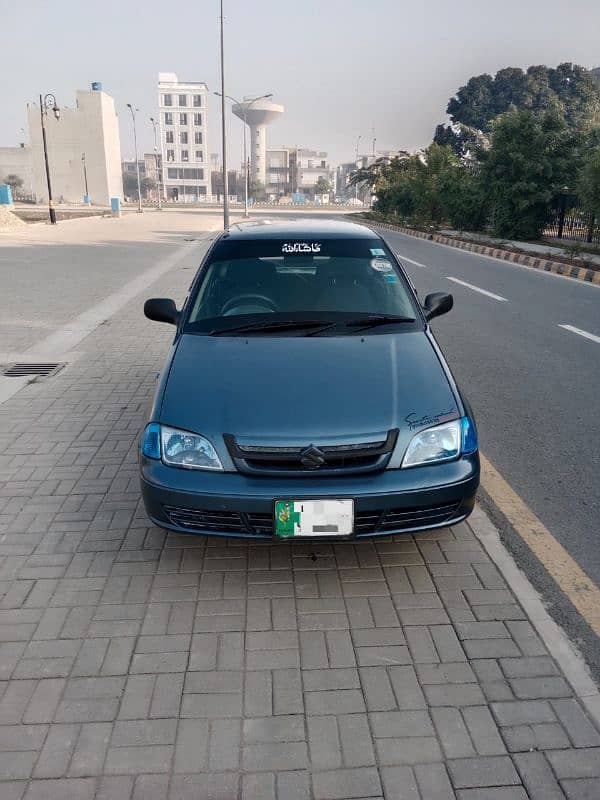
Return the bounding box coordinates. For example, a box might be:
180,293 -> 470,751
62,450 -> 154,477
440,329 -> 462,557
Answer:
344,314 -> 416,331
209,319 -> 336,336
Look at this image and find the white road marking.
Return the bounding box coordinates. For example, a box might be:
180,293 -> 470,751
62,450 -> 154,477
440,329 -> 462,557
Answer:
0,234 -> 215,408
446,276 -> 508,302
395,252 -> 427,268
558,324 -> 600,344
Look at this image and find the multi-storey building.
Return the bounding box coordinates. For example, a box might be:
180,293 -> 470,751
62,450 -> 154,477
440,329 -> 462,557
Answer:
157,72 -> 209,201
264,147 -> 334,198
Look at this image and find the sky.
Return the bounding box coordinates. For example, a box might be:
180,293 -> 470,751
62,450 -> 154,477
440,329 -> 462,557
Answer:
2,0 -> 600,168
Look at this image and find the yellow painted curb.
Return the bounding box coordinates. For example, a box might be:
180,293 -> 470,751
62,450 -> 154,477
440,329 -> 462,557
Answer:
480,453 -> 600,637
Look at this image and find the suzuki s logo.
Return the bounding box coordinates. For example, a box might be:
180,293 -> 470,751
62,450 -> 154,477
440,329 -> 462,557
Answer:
300,444 -> 326,469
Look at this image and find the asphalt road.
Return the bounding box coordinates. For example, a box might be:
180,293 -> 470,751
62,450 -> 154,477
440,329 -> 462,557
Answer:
379,229 -> 600,584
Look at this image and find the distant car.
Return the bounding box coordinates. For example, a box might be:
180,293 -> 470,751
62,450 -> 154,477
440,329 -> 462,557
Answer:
140,219 -> 479,540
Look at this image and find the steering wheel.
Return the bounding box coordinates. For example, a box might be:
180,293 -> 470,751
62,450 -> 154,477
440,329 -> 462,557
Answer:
221,294 -> 279,316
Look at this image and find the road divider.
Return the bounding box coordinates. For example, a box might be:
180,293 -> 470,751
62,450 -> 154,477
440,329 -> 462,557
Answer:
446,277 -> 508,302
365,219 -> 600,287
558,324 -> 600,344
480,452 -> 600,638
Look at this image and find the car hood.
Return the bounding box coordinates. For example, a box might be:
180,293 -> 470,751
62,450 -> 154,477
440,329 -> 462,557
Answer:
160,332 -> 459,453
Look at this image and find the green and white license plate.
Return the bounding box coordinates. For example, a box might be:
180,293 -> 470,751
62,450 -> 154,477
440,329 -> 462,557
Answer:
275,499 -> 354,538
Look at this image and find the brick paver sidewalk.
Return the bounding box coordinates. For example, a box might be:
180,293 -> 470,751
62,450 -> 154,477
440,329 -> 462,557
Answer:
0,247 -> 599,799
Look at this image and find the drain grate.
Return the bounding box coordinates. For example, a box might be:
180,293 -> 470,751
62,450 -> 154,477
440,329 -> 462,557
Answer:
2,363 -> 64,378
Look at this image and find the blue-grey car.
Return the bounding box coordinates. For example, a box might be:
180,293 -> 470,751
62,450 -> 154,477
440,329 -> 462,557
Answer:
140,219 -> 479,540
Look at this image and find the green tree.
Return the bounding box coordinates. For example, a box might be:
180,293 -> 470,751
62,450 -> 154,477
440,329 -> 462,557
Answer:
481,110 -> 578,239
122,172 -> 140,199
578,145 -> 600,216
446,64 -> 600,134
314,176 -> 332,194
141,176 -> 156,196
248,178 -> 265,200
3,174 -> 23,198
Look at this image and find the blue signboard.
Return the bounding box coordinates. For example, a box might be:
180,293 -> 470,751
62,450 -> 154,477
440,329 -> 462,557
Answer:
292,193 -> 306,205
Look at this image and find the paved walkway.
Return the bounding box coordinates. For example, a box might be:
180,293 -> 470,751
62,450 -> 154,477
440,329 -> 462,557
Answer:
0,233 -> 599,799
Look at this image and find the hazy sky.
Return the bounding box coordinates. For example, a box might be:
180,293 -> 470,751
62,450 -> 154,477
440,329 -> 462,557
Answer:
3,0 -> 599,167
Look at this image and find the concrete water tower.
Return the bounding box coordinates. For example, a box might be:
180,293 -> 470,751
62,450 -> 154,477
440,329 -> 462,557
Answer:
232,98 -> 284,187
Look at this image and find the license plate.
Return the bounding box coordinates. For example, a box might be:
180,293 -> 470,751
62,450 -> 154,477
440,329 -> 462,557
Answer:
275,499 -> 354,538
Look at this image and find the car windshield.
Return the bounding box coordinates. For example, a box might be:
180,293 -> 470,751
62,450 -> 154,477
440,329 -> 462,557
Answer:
185,236 -> 421,334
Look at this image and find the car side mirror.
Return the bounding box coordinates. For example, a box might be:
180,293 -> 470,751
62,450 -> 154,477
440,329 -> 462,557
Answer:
144,298 -> 180,325
423,292 -> 453,321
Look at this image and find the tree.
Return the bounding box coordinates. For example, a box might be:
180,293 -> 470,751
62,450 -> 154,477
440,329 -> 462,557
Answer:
314,176 -> 332,194
248,178 -> 265,200
3,174 -> 23,198
433,123 -> 489,161
480,110 -> 578,239
578,145 -> 600,216
122,172 -> 141,199
141,176 -> 156,196
446,64 -> 600,134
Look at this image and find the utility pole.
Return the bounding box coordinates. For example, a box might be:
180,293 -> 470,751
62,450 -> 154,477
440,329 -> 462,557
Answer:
354,134 -> 362,201
219,0 -> 229,229
81,153 -> 89,203
150,117 -> 162,210
126,104 -> 143,213
39,93 -> 60,224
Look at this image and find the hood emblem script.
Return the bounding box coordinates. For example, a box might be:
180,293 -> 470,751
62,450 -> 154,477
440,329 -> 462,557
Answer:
300,444 -> 326,469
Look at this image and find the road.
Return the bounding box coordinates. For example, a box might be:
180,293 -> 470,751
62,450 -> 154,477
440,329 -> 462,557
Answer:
378,228 -> 600,653
1,210 -> 599,795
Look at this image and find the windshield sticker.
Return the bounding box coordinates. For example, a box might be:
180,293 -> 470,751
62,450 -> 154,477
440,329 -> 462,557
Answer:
370,248 -> 386,256
370,257 -> 394,272
282,242 -> 321,254
405,409 -> 459,430
385,274 -> 398,283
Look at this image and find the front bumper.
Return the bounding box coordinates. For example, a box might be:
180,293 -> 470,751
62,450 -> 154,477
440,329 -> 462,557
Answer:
140,453 -> 479,540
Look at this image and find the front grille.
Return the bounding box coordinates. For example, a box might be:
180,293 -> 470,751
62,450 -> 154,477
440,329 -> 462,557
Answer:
355,502 -> 461,535
224,430 -> 398,476
164,506 -> 249,533
163,501 -> 461,537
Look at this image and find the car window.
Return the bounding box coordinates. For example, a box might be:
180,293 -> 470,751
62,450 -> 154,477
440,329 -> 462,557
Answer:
186,237 -> 418,327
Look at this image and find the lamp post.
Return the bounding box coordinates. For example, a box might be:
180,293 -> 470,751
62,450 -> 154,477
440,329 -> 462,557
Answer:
214,92 -> 272,218
149,117 -> 162,211
354,134 -> 362,201
81,153 -> 89,204
126,104 -> 143,213
218,0 -> 229,229
39,93 -> 60,224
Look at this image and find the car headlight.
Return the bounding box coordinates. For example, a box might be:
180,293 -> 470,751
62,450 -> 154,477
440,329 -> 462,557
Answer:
141,423 -> 223,471
401,416 -> 477,468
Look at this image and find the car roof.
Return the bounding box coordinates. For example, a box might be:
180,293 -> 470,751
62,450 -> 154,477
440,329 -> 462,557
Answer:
223,218 -> 381,240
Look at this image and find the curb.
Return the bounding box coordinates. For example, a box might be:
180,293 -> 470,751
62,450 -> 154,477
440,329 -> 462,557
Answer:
365,220 -> 600,286
467,504 -> 600,729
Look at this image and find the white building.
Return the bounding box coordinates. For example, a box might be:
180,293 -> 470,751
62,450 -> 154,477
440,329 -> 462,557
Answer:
157,73 -> 209,202
27,84 -> 123,206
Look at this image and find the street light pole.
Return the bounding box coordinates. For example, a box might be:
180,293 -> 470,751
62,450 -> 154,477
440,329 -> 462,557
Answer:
126,104 -> 143,213
81,153 -> 89,203
39,93 -> 60,224
354,134 -> 362,201
219,0 -> 229,229
149,117 -> 162,211
214,92 -> 272,218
